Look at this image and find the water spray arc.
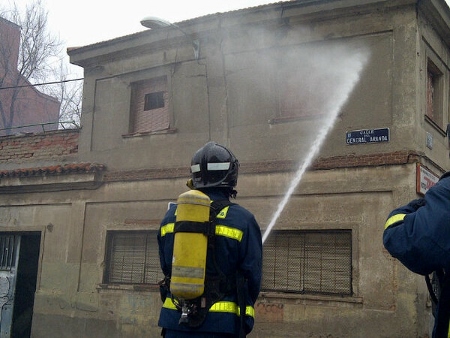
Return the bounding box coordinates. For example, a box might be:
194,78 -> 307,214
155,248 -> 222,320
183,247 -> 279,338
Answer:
262,47 -> 369,244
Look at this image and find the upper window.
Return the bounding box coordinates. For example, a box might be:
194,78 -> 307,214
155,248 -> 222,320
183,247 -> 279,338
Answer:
276,55 -> 340,121
262,230 -> 352,296
130,76 -> 169,134
426,59 -> 443,129
278,69 -> 320,119
103,230 -> 162,285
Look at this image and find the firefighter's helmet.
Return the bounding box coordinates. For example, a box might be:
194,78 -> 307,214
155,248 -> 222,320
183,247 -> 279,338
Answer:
190,142 -> 239,189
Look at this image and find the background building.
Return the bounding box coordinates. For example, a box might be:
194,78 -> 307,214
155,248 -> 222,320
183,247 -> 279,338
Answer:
0,0 -> 449,336
0,17 -> 60,136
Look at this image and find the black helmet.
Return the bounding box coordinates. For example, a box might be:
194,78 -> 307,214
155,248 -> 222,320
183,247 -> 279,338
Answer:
190,142 -> 239,189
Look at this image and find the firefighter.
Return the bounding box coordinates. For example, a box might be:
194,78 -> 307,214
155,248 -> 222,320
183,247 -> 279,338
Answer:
157,141 -> 263,338
383,172 -> 450,338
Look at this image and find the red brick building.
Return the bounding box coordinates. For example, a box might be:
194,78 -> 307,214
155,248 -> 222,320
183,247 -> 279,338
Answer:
0,17 -> 60,136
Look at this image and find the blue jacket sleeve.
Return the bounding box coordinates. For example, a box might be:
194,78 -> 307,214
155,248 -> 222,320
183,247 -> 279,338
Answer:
158,204 -> 177,277
383,175 -> 450,275
235,208 -> 262,334
240,213 -> 263,303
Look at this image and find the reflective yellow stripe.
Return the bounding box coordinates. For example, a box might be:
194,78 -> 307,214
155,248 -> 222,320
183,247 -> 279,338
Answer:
216,206 -> 229,219
210,301 -> 254,317
244,305 -> 255,317
163,297 -> 178,309
384,214 -> 406,229
215,225 -> 243,241
162,298 -> 254,318
161,222 -> 242,241
210,301 -> 239,314
161,223 -> 174,237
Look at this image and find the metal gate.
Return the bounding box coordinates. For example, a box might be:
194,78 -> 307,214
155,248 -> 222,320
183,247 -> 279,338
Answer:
0,235 -> 20,338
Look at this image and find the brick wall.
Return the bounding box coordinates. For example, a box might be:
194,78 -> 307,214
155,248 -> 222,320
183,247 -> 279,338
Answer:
0,129 -> 79,164
103,150 -> 424,183
312,151 -> 422,169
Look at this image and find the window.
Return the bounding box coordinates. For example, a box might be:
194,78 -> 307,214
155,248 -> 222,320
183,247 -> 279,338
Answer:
278,69 -> 320,119
103,231 -> 162,284
277,66 -> 339,120
144,92 -> 165,111
426,60 -> 443,129
262,230 -> 352,295
0,235 -> 19,271
130,76 -> 169,134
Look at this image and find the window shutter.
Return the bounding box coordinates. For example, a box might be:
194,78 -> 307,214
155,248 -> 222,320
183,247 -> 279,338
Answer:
262,230 -> 352,295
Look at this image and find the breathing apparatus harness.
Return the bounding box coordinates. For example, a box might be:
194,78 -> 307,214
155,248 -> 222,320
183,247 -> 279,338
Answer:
161,197 -> 242,329
160,141 -> 245,333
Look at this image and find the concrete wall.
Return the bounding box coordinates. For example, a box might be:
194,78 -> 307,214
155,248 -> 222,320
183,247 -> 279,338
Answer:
70,0 -> 450,171
1,0 -> 449,337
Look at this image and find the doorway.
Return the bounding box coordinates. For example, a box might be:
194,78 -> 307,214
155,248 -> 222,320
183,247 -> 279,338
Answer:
0,232 -> 42,337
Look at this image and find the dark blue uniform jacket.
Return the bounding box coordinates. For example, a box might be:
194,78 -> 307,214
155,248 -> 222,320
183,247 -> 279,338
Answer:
157,189 -> 262,335
383,173 -> 450,275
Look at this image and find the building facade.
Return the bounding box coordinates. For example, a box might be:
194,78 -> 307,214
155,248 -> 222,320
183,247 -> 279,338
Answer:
0,0 -> 449,337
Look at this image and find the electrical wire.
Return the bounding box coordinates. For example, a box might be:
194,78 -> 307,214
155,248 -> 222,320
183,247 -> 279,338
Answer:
0,78 -> 84,90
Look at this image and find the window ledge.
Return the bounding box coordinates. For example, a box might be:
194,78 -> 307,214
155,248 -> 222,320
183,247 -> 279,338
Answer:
424,115 -> 446,136
259,291 -> 363,306
95,286 -> 362,307
122,128 -> 177,138
269,114 -> 328,125
97,283 -> 159,292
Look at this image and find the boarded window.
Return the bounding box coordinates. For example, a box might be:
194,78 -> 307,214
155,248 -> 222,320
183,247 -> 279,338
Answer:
426,60 -> 443,128
279,70 -> 319,118
278,68 -> 339,119
104,231 -> 162,284
130,76 -> 169,133
262,230 -> 352,295
427,70 -> 435,120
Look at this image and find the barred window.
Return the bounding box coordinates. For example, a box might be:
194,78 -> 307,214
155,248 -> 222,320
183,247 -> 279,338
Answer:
0,235 -> 19,271
130,76 -> 169,134
262,230 -> 352,295
103,231 -> 162,284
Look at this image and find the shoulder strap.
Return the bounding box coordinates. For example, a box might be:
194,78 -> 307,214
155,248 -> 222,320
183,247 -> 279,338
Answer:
209,200 -> 234,220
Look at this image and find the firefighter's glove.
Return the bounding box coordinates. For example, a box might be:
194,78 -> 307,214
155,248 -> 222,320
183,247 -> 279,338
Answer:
407,198 -> 426,211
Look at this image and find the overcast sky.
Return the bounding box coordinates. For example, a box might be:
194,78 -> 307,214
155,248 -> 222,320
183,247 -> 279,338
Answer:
39,0 -> 450,48
30,0 -> 276,47
5,0 -> 450,47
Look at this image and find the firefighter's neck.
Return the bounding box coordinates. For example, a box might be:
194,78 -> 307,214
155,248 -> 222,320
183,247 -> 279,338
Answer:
198,188 -> 236,200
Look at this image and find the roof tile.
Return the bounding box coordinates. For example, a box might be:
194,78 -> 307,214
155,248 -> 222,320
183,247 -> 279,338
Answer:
0,163 -> 106,178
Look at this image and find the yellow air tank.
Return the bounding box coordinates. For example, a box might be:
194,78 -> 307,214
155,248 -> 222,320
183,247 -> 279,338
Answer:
171,189 -> 210,300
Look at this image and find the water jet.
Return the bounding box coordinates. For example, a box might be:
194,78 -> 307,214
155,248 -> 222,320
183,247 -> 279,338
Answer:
262,44 -> 369,244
